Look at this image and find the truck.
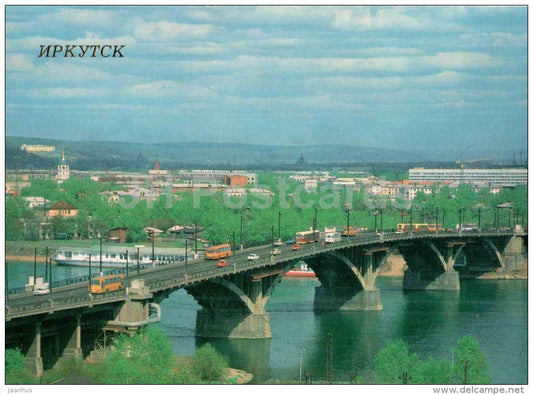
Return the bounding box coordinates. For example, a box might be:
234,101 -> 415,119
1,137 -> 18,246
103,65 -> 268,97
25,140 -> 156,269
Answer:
325,232 -> 341,243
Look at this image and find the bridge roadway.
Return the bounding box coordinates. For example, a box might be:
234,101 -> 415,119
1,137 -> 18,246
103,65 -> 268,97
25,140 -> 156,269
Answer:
5,229 -> 521,322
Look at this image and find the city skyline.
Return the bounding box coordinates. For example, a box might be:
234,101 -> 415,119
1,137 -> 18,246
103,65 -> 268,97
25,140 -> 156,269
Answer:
6,6 -> 527,159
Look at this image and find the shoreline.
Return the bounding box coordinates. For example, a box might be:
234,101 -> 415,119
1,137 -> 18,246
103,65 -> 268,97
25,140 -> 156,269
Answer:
6,255 -> 48,263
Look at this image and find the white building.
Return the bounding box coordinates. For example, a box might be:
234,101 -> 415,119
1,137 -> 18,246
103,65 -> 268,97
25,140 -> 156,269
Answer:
409,168 -> 527,186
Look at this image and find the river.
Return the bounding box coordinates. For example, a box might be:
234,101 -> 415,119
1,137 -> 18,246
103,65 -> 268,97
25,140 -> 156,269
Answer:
6,261 -> 527,384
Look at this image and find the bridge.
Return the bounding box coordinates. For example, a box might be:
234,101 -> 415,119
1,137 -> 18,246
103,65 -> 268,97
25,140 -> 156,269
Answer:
5,229 -> 527,377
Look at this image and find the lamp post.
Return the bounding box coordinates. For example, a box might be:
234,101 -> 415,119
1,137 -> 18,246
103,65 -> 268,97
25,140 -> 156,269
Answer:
135,244 -> 144,275
435,207 -> 439,234
379,208 -> 383,232
185,239 -> 188,278
409,207 -> 413,235
313,207 -> 318,234
343,204 -> 351,238
299,348 -> 305,383
458,208 -> 465,232
278,211 -> 282,240
33,248 -> 37,290
88,253 -> 92,293
195,214 -> 199,254
45,246 -> 48,284
125,250 -> 129,287
240,214 -> 244,249
99,237 -> 103,274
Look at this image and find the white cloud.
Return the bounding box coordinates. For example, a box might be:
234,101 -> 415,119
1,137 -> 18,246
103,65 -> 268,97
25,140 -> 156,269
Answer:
6,54 -> 33,71
40,8 -> 117,26
28,88 -> 105,99
129,80 -> 215,99
133,20 -> 215,41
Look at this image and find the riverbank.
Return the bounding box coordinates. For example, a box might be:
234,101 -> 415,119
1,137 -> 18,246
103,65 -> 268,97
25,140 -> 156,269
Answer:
6,254 -> 48,263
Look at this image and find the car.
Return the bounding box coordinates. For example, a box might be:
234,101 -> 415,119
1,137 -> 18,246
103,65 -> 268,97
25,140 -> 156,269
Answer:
33,286 -> 50,296
271,248 -> 281,255
217,259 -> 229,267
247,253 -> 260,261
273,238 -> 283,246
286,238 -> 296,245
291,244 -> 302,251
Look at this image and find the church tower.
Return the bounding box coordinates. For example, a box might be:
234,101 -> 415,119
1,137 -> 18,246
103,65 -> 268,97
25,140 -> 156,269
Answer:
57,147 -> 70,184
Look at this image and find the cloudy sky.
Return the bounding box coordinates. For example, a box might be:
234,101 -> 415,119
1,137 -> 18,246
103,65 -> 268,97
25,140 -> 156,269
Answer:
5,6 -> 527,158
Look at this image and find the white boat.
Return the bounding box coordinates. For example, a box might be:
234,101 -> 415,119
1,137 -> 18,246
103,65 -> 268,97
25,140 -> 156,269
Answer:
52,246 -> 194,268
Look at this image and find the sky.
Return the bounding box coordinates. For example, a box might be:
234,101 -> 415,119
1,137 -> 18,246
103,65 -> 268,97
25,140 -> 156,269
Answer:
5,5 -> 528,158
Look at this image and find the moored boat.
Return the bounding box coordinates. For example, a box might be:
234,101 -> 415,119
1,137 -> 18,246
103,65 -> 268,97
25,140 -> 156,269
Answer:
285,262 -> 316,278
52,246 -> 193,268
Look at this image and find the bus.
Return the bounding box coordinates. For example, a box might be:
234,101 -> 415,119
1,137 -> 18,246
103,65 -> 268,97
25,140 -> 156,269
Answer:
342,226 -> 358,236
396,223 -> 430,233
205,244 -> 233,260
295,230 -> 320,244
325,232 -> 341,243
90,274 -> 125,294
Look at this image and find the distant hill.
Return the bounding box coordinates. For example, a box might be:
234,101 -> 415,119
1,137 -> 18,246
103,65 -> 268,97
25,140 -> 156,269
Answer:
6,136 -> 428,171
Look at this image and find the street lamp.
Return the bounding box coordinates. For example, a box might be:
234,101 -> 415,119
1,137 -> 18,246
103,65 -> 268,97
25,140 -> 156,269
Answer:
135,244 -> 144,275
343,204 -> 351,238
99,237 -> 103,273
125,250 -> 129,288
373,209 -> 378,232
240,214 -> 244,249
278,211 -> 282,240
299,348 -> 305,383
458,208 -> 465,231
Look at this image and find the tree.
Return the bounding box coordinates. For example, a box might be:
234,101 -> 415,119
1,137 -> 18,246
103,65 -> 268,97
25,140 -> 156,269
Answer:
413,357 -> 453,384
191,343 -> 228,382
5,348 -> 38,384
452,335 -> 491,384
98,325 -> 176,384
373,339 -> 420,384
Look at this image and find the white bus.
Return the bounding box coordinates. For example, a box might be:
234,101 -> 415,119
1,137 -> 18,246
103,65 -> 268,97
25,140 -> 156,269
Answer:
325,232 -> 341,243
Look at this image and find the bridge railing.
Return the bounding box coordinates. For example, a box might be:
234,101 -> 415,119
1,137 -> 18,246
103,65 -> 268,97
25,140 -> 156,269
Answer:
6,230 -> 523,318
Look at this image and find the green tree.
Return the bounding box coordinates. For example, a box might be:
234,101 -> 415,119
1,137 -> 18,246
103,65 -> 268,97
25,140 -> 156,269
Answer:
191,343 -> 228,382
413,357 -> 453,384
5,348 -> 38,384
98,325 -> 176,384
452,335 -> 491,384
373,339 -> 420,384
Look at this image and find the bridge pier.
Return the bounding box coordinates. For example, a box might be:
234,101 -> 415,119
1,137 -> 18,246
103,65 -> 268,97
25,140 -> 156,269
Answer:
314,287 -> 382,311
195,309 -> 271,339
502,235 -> 527,272
105,279 -> 158,332
24,321 -> 44,378
55,312 -> 83,368
399,241 -> 461,291
189,274 -> 277,339
312,249 -> 386,311
402,270 -> 460,291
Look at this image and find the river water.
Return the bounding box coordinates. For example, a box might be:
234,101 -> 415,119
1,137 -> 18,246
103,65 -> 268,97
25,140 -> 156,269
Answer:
6,261 -> 527,384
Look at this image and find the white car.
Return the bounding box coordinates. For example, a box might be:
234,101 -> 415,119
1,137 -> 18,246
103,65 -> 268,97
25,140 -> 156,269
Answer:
271,248 -> 281,255
273,239 -> 283,246
247,253 -> 260,261
33,286 -> 50,296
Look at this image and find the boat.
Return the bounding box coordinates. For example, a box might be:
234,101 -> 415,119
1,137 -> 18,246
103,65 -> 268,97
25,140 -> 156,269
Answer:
285,262 -> 316,278
51,246 -> 194,268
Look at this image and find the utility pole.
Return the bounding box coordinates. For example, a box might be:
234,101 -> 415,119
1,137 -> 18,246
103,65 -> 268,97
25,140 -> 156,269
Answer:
278,211 -> 282,240
99,237 -> 103,273
88,254 -> 91,293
